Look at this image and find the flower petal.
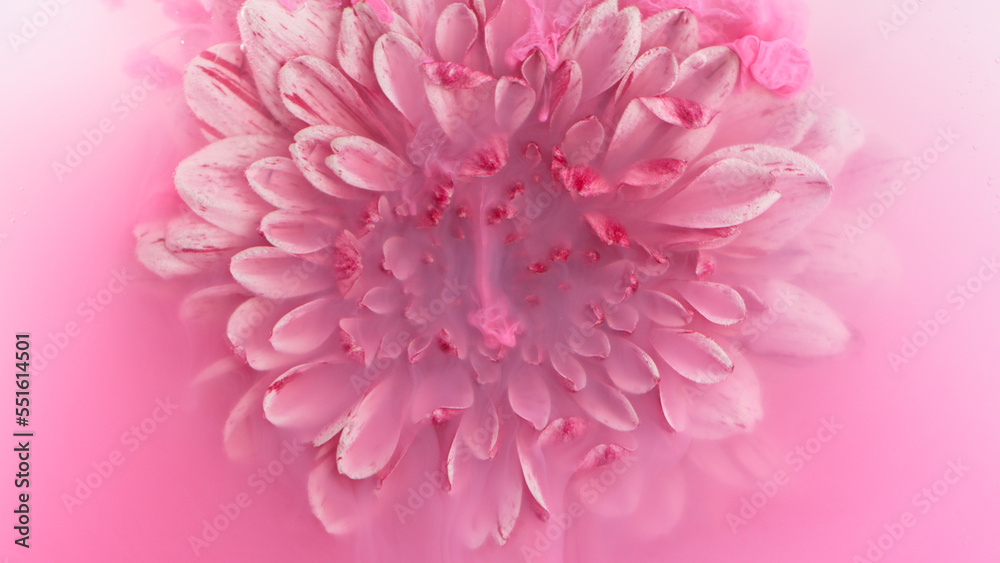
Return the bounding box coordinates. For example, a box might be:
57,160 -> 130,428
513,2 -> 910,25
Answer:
163,213 -> 252,270
508,364 -> 551,431
338,6 -> 386,92
618,158 -> 686,191
238,0 -> 340,129
611,45 -> 739,169
638,290 -> 692,327
180,283 -> 250,326
458,134 -> 509,178
631,223 -> 739,255
259,209 -> 336,254
573,379 -> 640,431
339,317 -> 381,367
269,296 -> 340,355
246,156 -> 331,211
494,442 -> 524,545
424,62 -> 497,139
561,116 -> 605,166
674,280 -> 747,326
550,348 -> 587,391
337,376 -> 408,479
576,443 -> 632,471
558,1 -> 641,99
651,329 -> 733,384
520,47 -> 547,93
471,354 -> 501,384
483,0 -> 532,77
570,329 -> 611,359
670,46 -> 740,110
175,135 -> 286,236
537,416 -> 589,448
556,162 -> 612,197
658,369 -> 688,432
639,96 -> 719,129
327,135 -> 412,192
605,302 -> 639,333
278,56 -> 387,141
338,3 -> 418,92
223,378 -> 270,460
436,3 -> 479,63
471,0 -> 503,23
702,145 -> 833,255
134,222 -> 203,279
184,42 -> 282,140
585,212 -> 629,247
614,46 -> 679,111
604,337 -> 659,394
794,106 -> 865,177
516,426 -> 552,516
495,76 -> 536,132
382,235 -> 421,280
599,259 -> 638,304
684,352 -> 763,439
373,32 -> 430,126
424,61 -> 494,89
308,454 -> 366,534
360,287 -> 402,314
291,125 -> 370,199
653,157 -> 780,229
710,84 -> 818,150
746,280 -> 850,356
226,297 -> 293,370
607,98 -> 710,170
546,59 -> 583,130
382,0 -> 431,34
332,230 -> 365,296
231,246 -> 335,299
640,8 -> 698,59
263,362 -> 358,437
458,398 -> 500,460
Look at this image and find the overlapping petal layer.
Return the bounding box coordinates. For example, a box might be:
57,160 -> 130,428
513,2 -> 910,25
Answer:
138,0 -> 856,548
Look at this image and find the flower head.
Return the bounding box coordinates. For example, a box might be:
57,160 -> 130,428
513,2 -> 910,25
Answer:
137,0 -> 852,548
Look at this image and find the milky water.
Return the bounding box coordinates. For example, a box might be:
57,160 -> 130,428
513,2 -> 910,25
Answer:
0,0 -> 998,561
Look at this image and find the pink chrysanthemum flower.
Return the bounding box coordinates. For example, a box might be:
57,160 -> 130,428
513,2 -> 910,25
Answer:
137,0 -> 856,549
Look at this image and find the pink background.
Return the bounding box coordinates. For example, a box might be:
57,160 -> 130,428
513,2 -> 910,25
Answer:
1,0 -> 998,561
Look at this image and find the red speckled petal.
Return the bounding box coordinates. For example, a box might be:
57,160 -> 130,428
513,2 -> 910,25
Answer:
278,56 -> 386,141
175,135 -> 286,236
238,0 -> 340,129
558,1 -> 641,99
184,42 -> 282,140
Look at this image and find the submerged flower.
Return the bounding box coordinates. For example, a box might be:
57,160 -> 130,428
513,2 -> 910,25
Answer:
137,0 -> 856,550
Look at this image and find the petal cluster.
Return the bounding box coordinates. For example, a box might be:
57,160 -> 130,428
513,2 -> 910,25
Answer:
137,0 -> 852,546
